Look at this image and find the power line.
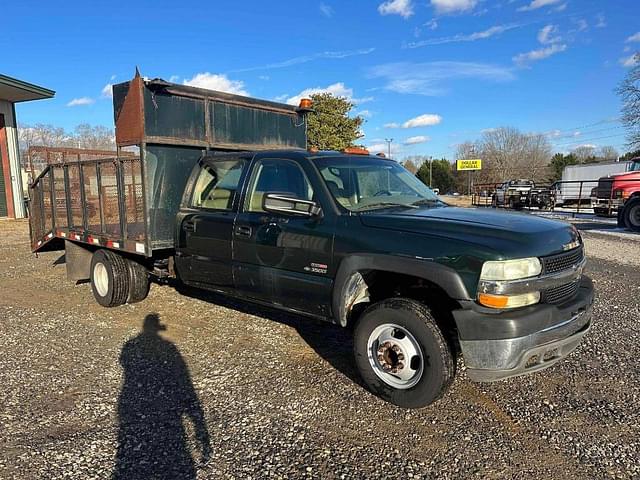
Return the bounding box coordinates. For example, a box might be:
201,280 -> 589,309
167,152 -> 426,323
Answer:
552,132 -> 628,147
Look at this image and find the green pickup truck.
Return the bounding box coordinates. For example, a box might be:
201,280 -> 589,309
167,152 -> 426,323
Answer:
29,75 -> 593,408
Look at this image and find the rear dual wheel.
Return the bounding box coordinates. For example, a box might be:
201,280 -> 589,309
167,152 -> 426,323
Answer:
353,298 -> 455,409
90,249 -> 150,307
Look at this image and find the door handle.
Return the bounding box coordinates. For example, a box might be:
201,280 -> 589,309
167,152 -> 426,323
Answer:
183,221 -> 195,232
235,225 -> 252,238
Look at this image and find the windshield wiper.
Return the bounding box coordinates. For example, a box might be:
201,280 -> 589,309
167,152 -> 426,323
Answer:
410,198 -> 444,207
354,202 -> 418,211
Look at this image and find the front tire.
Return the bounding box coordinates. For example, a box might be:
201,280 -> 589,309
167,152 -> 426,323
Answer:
623,198 -> 640,232
353,298 -> 455,409
90,249 -> 130,307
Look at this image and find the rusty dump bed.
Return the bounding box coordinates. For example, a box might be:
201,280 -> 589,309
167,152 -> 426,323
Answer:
29,71 -> 307,257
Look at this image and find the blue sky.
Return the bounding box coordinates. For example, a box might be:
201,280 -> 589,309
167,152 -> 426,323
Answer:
3,0 -> 639,159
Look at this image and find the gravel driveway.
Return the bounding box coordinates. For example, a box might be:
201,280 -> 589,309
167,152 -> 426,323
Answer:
0,219 -> 638,479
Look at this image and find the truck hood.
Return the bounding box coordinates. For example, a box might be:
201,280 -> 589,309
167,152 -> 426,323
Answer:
358,206 -> 579,259
611,170 -> 640,179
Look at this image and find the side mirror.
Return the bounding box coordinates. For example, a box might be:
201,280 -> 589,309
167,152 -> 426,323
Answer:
263,193 -> 322,217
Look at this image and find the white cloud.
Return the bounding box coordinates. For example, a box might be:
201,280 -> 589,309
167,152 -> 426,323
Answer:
513,43 -> 567,67
573,19 -> 588,32
403,114 -> 442,128
595,13 -> 606,28
358,109 -> 373,118
369,61 -> 515,96
258,75 -> 270,81
425,18 -> 438,30
386,114 -> 442,129
273,94 -> 289,102
626,32 -> 640,43
407,24 -> 518,48
285,82 -> 371,106
101,83 -> 113,98
430,0 -> 477,14
517,0 -> 562,12
404,135 -> 431,145
378,0 -> 414,18
168,75 -> 180,83
230,48 -> 375,73
66,97 -> 95,107
319,2 -> 334,17
183,72 -> 249,96
537,25 -> 561,44
620,53 -> 640,68
553,3 -> 567,12
367,142 -> 402,155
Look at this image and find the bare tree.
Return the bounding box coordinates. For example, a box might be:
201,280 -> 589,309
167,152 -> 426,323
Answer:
470,127 -> 551,184
617,54 -> 640,149
402,158 -> 419,174
599,145 -> 619,161
572,145 -> 596,162
73,124 -> 116,150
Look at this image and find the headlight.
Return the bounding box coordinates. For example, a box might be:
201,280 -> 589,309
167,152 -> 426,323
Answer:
480,257 -> 542,281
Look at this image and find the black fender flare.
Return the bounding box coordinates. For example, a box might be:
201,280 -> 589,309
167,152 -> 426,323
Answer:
332,254 -> 472,327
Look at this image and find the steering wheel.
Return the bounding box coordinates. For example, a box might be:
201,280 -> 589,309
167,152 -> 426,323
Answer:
373,190 -> 392,197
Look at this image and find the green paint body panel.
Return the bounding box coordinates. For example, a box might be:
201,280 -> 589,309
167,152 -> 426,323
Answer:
143,145 -> 204,249
143,91 -> 207,142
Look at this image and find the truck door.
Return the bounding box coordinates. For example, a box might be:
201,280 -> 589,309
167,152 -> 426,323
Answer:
233,157 -> 334,317
175,157 -> 248,290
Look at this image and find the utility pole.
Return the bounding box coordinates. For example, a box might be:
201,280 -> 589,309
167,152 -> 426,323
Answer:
385,138 -> 393,159
429,156 -> 433,188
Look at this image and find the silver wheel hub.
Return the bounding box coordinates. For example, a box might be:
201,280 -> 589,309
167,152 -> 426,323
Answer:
93,262 -> 109,297
367,323 -> 423,390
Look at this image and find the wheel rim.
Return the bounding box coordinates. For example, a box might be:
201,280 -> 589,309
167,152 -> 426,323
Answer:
367,323 -> 424,390
630,204 -> 640,227
93,262 -> 109,297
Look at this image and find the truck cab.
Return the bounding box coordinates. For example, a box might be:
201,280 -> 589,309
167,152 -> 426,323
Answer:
613,158 -> 640,229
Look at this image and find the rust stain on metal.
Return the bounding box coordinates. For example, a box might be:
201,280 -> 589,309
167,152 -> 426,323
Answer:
115,71 -> 145,146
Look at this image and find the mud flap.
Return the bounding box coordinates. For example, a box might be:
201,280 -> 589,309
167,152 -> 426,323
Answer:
65,240 -> 92,282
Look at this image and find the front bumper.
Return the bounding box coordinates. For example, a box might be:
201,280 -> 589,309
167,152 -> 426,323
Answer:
453,276 -> 594,382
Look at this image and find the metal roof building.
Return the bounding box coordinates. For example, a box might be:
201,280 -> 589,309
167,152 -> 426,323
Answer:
0,74 -> 54,218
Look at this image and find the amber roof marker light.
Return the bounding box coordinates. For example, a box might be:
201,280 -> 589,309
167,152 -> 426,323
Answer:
343,147 -> 370,155
296,98 -> 314,113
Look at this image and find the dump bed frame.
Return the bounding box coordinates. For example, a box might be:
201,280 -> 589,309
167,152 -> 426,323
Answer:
29,71 -> 308,256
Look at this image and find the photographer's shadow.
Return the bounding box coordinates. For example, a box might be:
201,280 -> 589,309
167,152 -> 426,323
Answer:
113,313 -> 211,480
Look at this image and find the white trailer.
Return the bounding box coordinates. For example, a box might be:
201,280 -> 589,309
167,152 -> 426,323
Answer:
555,161 -> 631,205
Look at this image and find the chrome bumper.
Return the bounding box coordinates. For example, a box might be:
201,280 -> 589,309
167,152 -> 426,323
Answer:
461,305 -> 591,382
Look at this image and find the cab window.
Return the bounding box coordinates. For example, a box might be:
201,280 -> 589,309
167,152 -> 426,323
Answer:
191,159 -> 246,210
246,159 -> 314,213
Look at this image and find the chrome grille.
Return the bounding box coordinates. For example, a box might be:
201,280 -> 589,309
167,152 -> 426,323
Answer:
542,280 -> 580,305
541,246 -> 584,275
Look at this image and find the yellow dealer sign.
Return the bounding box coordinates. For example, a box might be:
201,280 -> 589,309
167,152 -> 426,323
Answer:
456,159 -> 482,171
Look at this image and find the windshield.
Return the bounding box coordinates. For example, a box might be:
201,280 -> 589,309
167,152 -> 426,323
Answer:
313,156 -> 443,211
630,160 -> 640,172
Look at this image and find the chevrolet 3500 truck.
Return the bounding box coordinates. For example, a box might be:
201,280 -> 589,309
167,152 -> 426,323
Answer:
29,73 -> 594,408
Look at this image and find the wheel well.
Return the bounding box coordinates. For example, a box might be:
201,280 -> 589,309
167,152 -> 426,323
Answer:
346,270 -> 462,353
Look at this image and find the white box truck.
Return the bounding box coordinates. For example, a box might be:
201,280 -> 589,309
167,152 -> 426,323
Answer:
555,161 -> 631,206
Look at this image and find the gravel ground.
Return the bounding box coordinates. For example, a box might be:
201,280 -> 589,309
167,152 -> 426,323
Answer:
0,219 -> 639,479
